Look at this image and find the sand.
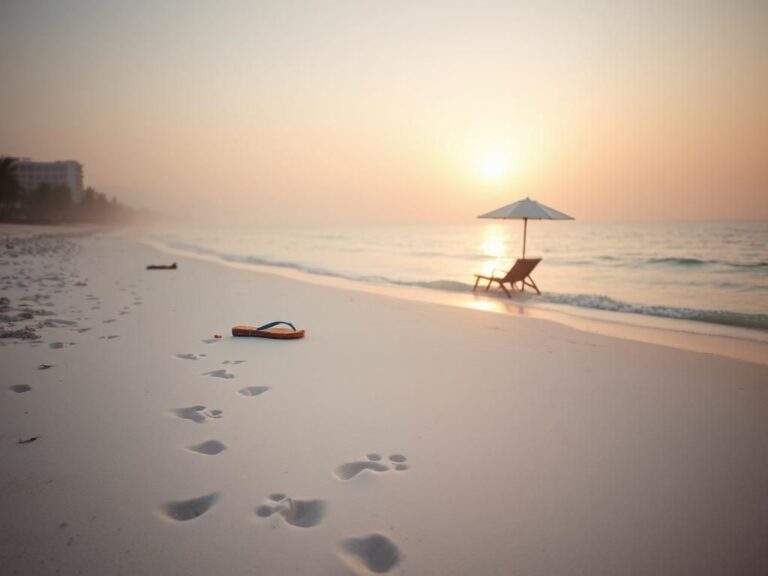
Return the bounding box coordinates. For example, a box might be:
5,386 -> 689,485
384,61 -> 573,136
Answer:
1,228 -> 767,575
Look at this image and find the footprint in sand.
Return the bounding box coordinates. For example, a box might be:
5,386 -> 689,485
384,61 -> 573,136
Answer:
49,342 -> 65,349
161,492 -> 220,522
9,384 -> 32,393
335,454 -> 409,480
175,353 -> 200,360
388,454 -> 409,471
202,369 -> 235,379
337,533 -> 402,574
255,494 -> 326,528
187,440 -> 227,455
222,360 -> 246,365
171,405 -> 223,423
238,386 -> 269,397
202,339 -> 219,344
103,319 -> 116,323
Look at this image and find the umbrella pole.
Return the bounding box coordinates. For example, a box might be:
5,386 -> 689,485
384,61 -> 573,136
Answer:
522,218 -> 527,292
522,218 -> 527,259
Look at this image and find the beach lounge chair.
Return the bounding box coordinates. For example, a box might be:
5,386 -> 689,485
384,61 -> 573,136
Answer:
473,258 -> 542,297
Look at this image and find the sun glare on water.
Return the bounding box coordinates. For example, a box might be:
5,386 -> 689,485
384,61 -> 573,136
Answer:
478,225 -> 510,276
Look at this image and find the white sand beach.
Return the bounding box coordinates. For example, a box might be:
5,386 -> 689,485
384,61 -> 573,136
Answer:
2,228 -> 767,576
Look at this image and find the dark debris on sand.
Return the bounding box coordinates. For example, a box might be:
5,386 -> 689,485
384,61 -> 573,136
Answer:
18,436 -> 40,444
1,234 -> 87,342
0,326 -> 41,340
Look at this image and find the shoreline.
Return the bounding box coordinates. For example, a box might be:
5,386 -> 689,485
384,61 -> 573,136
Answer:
142,234 -> 768,367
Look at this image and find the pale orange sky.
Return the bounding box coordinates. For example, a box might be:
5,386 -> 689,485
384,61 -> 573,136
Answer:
1,1 -> 767,224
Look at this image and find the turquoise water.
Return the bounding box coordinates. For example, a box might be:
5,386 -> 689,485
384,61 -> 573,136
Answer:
153,221 -> 768,332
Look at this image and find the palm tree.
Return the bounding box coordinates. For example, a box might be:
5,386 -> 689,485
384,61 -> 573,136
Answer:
0,156 -> 22,220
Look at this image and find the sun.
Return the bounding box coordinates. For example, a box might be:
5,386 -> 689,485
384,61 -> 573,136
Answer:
479,149 -> 513,182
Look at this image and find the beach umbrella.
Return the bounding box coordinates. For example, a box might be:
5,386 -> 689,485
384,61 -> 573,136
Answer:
478,197 -> 573,259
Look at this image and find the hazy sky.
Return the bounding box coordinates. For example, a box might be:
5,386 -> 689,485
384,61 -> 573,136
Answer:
1,0 -> 766,224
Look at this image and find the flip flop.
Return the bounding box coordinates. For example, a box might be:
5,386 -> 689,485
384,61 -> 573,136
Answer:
232,321 -> 305,339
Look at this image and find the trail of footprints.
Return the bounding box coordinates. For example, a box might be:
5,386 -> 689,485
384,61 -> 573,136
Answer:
164,349 -> 407,572
5,241 -> 406,572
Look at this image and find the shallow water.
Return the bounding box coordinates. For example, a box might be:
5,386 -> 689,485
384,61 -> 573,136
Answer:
153,221 -> 768,332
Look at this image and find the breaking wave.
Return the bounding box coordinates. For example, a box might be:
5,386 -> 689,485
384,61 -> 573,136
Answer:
540,293 -> 768,332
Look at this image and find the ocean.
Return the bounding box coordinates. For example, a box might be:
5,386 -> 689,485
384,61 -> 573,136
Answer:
150,220 -> 768,335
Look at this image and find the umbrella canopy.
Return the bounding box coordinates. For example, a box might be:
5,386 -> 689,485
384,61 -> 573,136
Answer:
478,197 -> 573,258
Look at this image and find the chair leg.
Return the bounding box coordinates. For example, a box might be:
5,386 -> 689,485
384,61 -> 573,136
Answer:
525,276 -> 541,295
473,277 -> 480,291
500,282 -> 511,298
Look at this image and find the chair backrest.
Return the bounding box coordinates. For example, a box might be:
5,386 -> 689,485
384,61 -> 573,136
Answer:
502,258 -> 542,282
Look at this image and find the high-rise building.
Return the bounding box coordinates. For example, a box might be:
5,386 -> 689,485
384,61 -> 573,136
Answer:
15,159 -> 84,204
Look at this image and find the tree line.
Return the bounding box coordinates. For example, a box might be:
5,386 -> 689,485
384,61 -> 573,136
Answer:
0,156 -> 150,224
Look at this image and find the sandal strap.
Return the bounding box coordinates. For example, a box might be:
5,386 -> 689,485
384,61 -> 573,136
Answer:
256,321 -> 296,332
